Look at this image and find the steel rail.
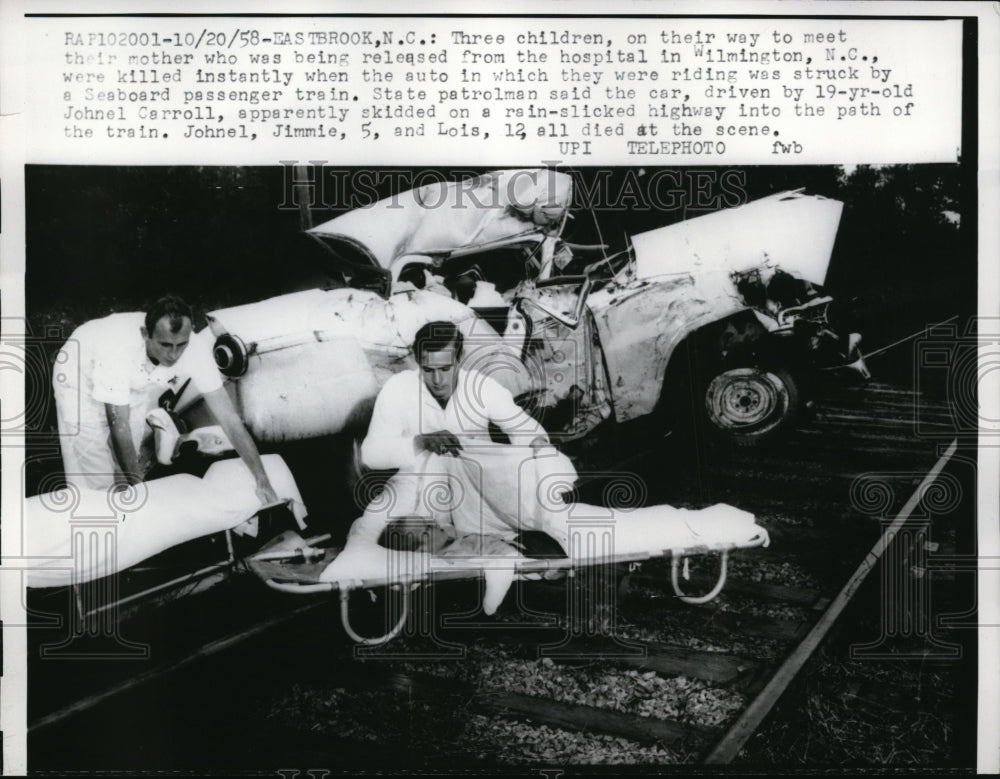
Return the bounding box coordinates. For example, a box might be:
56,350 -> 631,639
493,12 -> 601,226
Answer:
702,437 -> 959,764
29,600 -> 324,733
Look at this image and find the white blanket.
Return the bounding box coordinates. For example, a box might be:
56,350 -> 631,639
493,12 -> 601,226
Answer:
23,455 -> 307,588
335,444 -> 767,613
346,444 -> 577,546
547,502 -> 769,560
324,498 -> 768,614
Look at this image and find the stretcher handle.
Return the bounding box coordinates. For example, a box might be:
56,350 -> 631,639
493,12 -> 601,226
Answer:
671,550 -> 729,604
339,588 -> 410,646
262,578 -> 336,594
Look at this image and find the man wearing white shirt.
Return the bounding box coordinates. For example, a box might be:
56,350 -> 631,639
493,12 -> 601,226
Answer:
353,320 -> 551,545
361,320 -> 549,471
53,295 -> 278,505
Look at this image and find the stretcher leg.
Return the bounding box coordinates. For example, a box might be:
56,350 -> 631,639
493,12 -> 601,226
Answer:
671,550 -> 729,604
339,588 -> 411,646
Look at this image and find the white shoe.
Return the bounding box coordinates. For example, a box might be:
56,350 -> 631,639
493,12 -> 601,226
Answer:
482,566 -> 516,616
146,408 -> 181,465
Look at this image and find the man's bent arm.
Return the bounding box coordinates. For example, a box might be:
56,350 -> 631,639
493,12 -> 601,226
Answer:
483,377 -> 550,451
202,387 -> 279,505
361,375 -> 419,471
105,403 -> 142,485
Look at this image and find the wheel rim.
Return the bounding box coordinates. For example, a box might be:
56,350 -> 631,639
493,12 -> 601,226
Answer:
705,368 -> 790,436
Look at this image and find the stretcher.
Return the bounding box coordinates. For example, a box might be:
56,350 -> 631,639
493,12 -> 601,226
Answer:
21,455 -> 309,633
247,501 -> 771,646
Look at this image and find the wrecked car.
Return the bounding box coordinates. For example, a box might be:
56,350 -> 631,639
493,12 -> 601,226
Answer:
206,169 -> 869,450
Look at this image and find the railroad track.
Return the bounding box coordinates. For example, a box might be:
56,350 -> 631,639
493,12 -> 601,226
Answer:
27,381 -> 974,769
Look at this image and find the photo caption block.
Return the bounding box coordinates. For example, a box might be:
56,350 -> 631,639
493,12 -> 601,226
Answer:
32,16 -> 961,165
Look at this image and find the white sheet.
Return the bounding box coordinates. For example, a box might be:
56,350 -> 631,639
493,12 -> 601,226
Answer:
23,454 -> 307,588
545,502 -> 769,560
320,500 -> 768,614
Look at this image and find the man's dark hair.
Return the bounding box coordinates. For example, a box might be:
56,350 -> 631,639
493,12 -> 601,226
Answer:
413,320 -> 464,362
145,295 -> 193,335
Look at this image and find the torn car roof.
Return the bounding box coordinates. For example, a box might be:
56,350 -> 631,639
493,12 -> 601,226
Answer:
308,169 -> 574,271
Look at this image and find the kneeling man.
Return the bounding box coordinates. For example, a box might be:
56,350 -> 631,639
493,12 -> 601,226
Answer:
352,319 -> 553,548
53,294 -> 278,505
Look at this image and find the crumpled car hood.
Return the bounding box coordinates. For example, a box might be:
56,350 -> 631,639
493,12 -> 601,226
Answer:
308,169 -> 573,273
630,190 -> 844,287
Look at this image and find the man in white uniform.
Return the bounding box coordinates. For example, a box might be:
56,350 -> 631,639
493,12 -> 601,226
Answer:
350,320 -> 570,614
361,320 -> 549,470
353,319 -> 552,546
53,295 -> 278,504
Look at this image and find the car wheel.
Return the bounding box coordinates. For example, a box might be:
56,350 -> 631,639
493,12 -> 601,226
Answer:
702,366 -> 800,446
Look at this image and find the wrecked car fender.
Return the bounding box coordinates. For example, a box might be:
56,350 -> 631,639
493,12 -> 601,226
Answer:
588,276 -> 748,422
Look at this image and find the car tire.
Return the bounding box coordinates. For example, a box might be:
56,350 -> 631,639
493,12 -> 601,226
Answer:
700,365 -> 801,447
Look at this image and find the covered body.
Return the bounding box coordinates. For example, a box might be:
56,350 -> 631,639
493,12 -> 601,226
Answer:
24,454 -> 306,589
